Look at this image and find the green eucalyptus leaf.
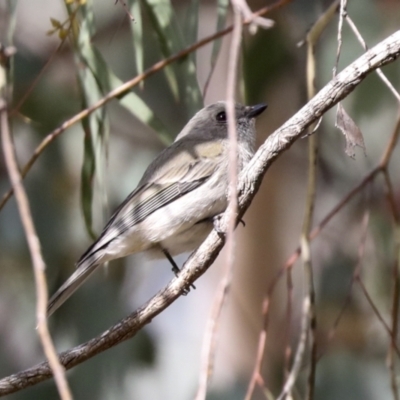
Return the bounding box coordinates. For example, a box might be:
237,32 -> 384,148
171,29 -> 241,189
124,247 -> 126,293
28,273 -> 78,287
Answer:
128,0 -> 144,89
203,0 -> 229,96
143,0 -> 203,117
183,0 -> 199,56
80,116 -> 97,240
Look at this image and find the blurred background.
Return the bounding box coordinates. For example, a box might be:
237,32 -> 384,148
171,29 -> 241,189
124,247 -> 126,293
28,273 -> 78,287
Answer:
0,0 -> 400,399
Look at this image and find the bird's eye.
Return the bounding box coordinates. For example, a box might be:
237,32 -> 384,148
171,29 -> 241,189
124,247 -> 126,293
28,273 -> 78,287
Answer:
216,111 -> 226,122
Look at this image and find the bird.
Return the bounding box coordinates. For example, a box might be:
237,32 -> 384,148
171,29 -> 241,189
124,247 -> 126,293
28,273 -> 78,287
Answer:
47,101 -> 267,316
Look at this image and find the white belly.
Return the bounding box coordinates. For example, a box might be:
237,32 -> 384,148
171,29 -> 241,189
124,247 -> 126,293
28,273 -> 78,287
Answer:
101,171 -> 227,261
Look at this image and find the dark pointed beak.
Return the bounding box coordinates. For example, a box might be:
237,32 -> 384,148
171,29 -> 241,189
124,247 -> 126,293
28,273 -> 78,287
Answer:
246,103 -> 267,119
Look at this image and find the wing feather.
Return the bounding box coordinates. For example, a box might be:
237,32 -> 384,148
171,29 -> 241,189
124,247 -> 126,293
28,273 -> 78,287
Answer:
77,149 -> 222,265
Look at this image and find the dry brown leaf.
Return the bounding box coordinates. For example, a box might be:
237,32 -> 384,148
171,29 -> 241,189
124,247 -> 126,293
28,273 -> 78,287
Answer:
335,103 -> 366,158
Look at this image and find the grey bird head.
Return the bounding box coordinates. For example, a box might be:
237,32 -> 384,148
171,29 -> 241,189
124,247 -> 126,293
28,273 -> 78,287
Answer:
175,101 -> 267,143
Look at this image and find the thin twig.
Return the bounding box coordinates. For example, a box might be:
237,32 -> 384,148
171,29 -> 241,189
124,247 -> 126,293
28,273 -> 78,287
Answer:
283,263 -> 294,379
302,16 -> 322,400
195,3 -> 243,398
277,297 -> 311,400
379,111 -> 400,167
225,0 -> 242,281
346,16 -> 400,102
356,278 -> 399,348
0,100 -> 72,400
195,279 -> 231,400
352,210 -> 400,356
244,244 -> 297,399
244,298 -> 271,400
333,0 -> 346,77
302,3 -> 341,396
314,208 -> 400,362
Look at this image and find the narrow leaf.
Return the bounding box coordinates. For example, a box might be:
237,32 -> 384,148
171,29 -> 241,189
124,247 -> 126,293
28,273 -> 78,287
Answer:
203,0 -> 229,96
183,0 -> 199,49
128,0 -> 144,89
68,0 -> 109,237
88,46 -> 172,144
211,0 -> 229,63
81,118 -> 97,240
142,0 -> 203,116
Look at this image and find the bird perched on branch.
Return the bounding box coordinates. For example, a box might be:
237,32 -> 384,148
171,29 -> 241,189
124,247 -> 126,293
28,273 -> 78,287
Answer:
47,101 -> 267,316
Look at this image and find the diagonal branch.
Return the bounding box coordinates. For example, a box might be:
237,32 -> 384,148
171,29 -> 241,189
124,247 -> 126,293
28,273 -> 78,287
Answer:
0,29 -> 400,398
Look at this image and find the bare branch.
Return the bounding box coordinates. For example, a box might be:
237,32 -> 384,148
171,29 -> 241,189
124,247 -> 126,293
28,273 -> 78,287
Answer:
333,0 -> 346,77
277,297 -> 311,400
244,298 -> 272,400
195,2 -> 243,399
0,49 -> 72,400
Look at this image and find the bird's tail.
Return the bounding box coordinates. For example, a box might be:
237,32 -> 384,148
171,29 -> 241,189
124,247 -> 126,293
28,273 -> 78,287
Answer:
47,258 -> 100,317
